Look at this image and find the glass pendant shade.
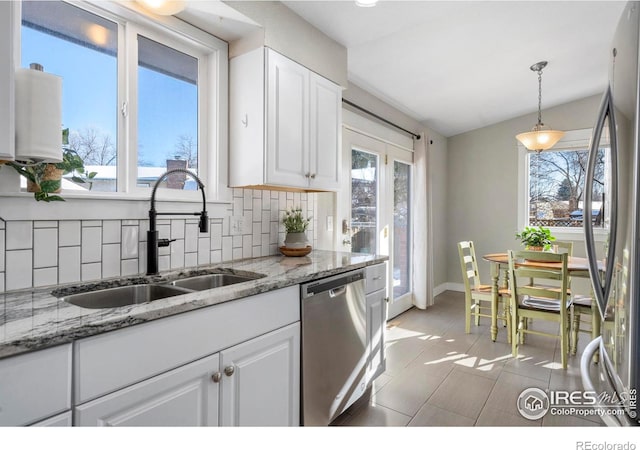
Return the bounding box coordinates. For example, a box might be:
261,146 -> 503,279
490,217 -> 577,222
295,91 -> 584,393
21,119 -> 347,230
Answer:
516,125 -> 565,151
136,0 -> 185,16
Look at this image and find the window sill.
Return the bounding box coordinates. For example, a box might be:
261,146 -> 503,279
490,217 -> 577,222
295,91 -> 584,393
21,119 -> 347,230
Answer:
545,227 -> 608,243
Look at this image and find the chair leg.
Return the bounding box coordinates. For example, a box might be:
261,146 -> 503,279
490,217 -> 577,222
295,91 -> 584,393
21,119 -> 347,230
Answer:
475,300 -> 481,326
505,300 -> 512,345
571,310 -> 580,356
561,316 -> 569,369
511,301 -> 518,358
465,295 -> 472,334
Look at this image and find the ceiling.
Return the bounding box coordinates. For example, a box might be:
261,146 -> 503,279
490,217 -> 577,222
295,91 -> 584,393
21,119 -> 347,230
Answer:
281,0 -> 627,137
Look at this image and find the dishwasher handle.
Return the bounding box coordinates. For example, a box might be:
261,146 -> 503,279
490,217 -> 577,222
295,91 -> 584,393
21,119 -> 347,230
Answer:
302,269 -> 364,298
329,286 -> 347,298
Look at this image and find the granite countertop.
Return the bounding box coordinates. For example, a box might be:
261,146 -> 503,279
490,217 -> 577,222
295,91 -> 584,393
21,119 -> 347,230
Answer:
0,250 -> 388,359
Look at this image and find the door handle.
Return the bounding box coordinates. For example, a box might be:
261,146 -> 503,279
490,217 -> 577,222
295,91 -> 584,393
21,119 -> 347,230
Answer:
211,372 -> 222,383
342,239 -> 351,246
224,365 -> 235,376
584,86 -> 617,319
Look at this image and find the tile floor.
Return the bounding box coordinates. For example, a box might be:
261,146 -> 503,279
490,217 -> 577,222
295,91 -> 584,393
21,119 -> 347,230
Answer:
333,290 -> 603,427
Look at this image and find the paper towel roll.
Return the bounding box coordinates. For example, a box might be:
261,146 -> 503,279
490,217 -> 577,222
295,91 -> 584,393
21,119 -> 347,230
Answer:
15,67 -> 63,163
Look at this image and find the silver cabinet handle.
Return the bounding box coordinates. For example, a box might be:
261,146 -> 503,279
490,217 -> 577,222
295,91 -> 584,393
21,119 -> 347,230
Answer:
310,173 -> 316,179
342,239 -> 351,246
372,276 -> 382,281
305,173 -> 310,178
211,372 -> 222,383
224,365 -> 235,376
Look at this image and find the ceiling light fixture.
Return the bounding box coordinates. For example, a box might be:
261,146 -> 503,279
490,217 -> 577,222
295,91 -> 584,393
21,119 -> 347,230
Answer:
136,0 -> 186,16
516,61 -> 564,152
355,0 -> 378,7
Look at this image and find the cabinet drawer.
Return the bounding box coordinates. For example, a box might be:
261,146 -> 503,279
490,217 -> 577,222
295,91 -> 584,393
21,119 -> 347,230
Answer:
74,286 -> 299,404
30,411 -> 72,427
365,263 -> 387,294
0,344 -> 72,426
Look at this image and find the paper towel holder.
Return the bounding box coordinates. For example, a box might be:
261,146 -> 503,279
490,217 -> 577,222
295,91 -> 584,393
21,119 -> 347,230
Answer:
14,62 -> 63,164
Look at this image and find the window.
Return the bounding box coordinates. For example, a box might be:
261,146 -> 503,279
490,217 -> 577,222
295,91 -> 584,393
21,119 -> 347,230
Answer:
524,128 -> 610,231
19,0 -> 227,198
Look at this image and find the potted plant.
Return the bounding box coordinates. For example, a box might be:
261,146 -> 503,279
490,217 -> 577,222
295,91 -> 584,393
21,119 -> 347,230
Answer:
515,225 -> 556,251
6,128 -> 96,202
282,207 -> 311,249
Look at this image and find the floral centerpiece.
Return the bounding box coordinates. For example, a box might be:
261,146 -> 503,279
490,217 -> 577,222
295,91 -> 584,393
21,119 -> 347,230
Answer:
515,225 -> 556,251
282,207 -> 311,252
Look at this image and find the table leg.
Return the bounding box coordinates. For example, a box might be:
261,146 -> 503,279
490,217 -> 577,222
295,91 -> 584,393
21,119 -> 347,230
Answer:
490,262 -> 499,342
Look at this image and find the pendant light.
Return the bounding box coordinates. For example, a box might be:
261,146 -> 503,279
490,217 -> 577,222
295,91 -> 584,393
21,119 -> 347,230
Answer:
516,61 -> 564,152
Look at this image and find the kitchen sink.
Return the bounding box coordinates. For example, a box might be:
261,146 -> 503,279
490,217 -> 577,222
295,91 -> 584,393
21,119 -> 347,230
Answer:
59,284 -> 193,309
168,272 -> 265,291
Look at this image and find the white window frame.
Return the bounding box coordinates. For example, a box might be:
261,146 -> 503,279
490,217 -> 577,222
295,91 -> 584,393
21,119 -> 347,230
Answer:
8,0 -> 229,203
517,127 -> 609,242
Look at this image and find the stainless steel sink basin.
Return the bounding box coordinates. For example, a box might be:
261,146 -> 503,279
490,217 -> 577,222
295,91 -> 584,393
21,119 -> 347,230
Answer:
60,284 -> 192,309
168,272 -> 264,291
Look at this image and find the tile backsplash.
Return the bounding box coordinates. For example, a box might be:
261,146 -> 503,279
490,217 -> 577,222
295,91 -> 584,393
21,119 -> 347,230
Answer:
0,188 -> 317,292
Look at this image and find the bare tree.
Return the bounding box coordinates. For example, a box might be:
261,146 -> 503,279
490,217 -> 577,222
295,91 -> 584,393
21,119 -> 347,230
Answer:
69,127 -> 116,166
170,134 -> 198,169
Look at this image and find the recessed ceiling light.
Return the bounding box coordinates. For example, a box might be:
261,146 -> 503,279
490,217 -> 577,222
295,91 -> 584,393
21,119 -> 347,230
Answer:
136,0 -> 185,16
355,0 -> 378,7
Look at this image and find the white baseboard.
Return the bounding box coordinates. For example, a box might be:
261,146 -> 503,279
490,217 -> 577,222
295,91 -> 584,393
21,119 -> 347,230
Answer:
433,282 -> 464,297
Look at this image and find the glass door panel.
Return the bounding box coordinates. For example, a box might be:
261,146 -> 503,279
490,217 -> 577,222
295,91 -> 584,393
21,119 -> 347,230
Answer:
393,161 -> 411,298
350,149 -> 378,254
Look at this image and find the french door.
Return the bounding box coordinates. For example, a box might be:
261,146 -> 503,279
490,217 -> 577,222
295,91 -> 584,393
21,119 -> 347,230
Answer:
340,129 -> 413,319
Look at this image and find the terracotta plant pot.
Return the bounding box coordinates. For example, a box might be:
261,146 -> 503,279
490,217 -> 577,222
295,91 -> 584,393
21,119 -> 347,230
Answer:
27,164 -> 63,193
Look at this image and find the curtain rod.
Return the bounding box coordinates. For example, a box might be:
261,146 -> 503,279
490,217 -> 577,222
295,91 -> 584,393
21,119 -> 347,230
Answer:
342,98 -> 421,140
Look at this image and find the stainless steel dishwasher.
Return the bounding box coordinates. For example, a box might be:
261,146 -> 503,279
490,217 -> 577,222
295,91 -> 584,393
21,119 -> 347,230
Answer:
300,269 -> 367,426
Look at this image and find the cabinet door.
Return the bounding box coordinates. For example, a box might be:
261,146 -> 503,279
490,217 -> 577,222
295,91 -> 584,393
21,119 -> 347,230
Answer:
309,72 -> 341,190
30,411 -> 72,427
75,353 -> 220,427
266,49 -> 309,188
220,322 -> 300,426
0,0 -> 15,160
366,289 -> 386,383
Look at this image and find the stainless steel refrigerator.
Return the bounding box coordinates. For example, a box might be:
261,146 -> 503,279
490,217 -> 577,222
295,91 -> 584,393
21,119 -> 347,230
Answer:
581,0 -> 640,426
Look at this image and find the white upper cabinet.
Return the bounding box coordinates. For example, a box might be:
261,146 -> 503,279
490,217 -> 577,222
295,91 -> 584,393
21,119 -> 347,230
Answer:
0,1 -> 16,161
230,47 -> 341,191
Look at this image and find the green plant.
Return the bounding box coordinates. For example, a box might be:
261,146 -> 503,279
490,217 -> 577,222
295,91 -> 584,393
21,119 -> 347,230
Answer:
6,128 -> 96,202
515,225 -> 556,250
283,207 -> 311,233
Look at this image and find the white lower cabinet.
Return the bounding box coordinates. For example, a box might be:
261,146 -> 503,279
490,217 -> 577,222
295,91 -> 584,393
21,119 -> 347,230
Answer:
30,411 -> 73,427
365,263 -> 387,385
0,344 -> 71,426
220,322 -> 300,426
75,322 -> 300,427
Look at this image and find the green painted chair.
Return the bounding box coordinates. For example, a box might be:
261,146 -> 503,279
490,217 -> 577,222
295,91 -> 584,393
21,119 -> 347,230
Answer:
508,249 -> 571,369
458,241 -> 511,342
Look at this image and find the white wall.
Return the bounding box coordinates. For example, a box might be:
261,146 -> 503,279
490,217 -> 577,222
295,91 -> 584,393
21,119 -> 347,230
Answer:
446,94 -> 602,286
225,1 -> 348,87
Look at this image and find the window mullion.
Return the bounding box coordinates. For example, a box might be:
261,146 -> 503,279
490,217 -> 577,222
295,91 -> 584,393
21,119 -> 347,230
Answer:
123,23 -> 139,193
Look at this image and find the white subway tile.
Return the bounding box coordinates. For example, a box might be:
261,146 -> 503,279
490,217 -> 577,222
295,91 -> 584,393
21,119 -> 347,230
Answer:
0,230 -> 4,272
243,190 -> 252,210
233,188 -> 243,198
262,212 -> 270,233
82,220 -> 101,227
34,221 -> 57,228
59,247 -> 81,284
103,220 -> 121,244
270,223 -> 279,245
81,227 -> 102,263
242,235 -> 252,258
122,226 -> 139,259
139,220 -> 149,240
6,250 -> 32,290
121,259 -> 139,276
232,235 -> 242,248
158,255 -> 170,272
0,274 -> 4,292
233,197 -> 243,216
210,223 -> 222,250
286,192 -> 293,200
122,220 -> 138,226
252,246 -> 261,258
33,228 -> 58,269
0,221 -> 4,229
59,221 -> 81,247
270,200 -> 279,221
222,237 -> 232,262
185,222 -> 198,253
170,239 -> 185,269
82,262 -> 102,282
138,242 -> 147,274
269,244 -> 277,256
252,222 -> 261,241
184,252 -> 197,268
33,267 -> 57,287
6,221 -> 32,250
102,243 -> 121,278
171,220 -> 185,239
232,248 -> 242,260
261,191 -> 270,207
210,250 -> 222,264
253,189 -> 261,199
198,238 -> 210,265
157,224 -> 171,256
252,198 -> 261,219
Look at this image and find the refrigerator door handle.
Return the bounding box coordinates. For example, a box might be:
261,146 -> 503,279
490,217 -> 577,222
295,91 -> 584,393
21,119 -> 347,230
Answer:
584,87 -> 618,318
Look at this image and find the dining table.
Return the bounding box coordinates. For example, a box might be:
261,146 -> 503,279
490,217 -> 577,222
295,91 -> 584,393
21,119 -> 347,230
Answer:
482,252 -> 599,342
